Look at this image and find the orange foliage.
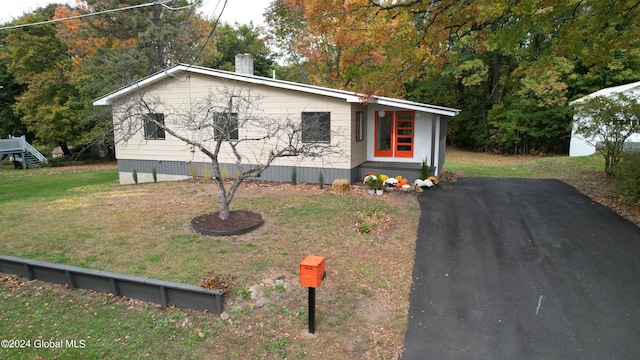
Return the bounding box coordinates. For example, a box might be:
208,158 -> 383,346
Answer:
285,0 -> 524,97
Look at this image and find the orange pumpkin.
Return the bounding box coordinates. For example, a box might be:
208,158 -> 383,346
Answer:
400,178 -> 410,185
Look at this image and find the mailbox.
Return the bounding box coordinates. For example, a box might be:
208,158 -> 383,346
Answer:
300,255 -> 326,288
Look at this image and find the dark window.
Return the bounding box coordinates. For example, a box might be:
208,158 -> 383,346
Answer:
355,111 -> 364,142
302,112 -> 331,143
214,112 -> 239,141
144,113 -> 165,140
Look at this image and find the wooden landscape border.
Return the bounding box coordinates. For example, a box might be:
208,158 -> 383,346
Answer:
0,255 -> 224,314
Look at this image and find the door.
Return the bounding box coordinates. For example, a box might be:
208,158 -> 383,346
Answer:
374,111 -> 414,158
395,111 -> 414,158
375,112 -> 393,157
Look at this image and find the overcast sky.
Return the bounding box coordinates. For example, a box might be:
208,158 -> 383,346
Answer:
0,0 -> 271,26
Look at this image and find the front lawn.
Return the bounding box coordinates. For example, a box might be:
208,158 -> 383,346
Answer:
0,163 -> 418,359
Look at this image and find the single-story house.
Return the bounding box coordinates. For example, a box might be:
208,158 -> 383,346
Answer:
569,81 -> 640,156
93,55 -> 460,185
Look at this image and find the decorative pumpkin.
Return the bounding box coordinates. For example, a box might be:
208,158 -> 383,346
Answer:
427,176 -> 438,184
395,183 -> 402,189
395,175 -> 403,181
400,178 -> 410,185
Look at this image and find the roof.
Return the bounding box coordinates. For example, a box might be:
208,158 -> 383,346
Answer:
570,81 -> 640,105
93,63 -> 461,117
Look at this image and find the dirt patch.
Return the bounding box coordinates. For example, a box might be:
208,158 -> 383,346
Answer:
357,297 -> 390,324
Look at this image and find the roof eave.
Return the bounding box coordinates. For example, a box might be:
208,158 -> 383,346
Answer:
92,65 -> 186,106
375,97 -> 460,117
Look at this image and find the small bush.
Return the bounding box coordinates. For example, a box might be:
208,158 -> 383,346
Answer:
219,165 -> 228,181
152,167 -> 157,183
420,159 -> 430,179
318,170 -> 324,189
132,168 -> 138,184
189,166 -> 198,180
291,166 -> 297,185
202,168 -> 212,181
615,151 -> 640,205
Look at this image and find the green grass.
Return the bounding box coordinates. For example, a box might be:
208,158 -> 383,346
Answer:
0,165 -> 419,358
444,155 -> 604,182
0,168 -> 118,209
443,154 -> 604,179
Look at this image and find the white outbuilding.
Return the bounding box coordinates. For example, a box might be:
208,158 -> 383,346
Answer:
569,81 -> 640,156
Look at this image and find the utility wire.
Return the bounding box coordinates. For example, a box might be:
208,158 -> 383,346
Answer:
187,0 -> 228,67
0,0 -> 195,31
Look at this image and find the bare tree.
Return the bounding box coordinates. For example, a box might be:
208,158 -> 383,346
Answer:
573,93 -> 640,176
112,85 -> 342,220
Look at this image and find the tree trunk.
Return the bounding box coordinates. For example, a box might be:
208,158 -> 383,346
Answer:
604,155 -> 614,177
58,141 -> 71,157
216,178 -> 231,220
491,52 -> 501,105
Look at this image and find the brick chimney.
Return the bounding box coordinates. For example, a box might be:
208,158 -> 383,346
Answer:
235,53 -> 254,75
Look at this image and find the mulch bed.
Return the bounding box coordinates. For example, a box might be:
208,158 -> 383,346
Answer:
190,210 -> 264,235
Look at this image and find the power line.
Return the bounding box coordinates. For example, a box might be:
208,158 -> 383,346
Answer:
188,0 -> 228,66
0,0 -> 196,31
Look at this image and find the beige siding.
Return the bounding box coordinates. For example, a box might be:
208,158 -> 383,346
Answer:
113,74 -> 352,169
350,103 -> 368,168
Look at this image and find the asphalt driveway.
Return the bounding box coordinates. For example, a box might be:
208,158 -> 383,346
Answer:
401,177 -> 640,359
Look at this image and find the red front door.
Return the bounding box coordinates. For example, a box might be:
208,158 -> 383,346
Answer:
374,111 -> 414,158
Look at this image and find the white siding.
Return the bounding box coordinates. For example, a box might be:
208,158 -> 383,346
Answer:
113,74 -> 352,169
366,105 -> 435,164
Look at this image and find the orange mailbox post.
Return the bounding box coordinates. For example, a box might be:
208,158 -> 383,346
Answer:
300,255 -> 326,334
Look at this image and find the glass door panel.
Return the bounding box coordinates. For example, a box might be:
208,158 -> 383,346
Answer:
375,112 -> 393,157
395,112 -> 414,157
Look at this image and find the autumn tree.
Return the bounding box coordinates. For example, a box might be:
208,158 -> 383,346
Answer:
267,0 -> 640,154
572,93 -> 640,175
1,9 -> 84,156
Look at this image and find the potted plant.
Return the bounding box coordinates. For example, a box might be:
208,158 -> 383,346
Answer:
375,176 -> 384,195
364,174 -> 377,194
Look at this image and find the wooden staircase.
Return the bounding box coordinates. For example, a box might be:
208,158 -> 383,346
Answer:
0,136 -> 48,168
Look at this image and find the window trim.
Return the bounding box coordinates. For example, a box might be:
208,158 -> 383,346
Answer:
355,111 -> 364,142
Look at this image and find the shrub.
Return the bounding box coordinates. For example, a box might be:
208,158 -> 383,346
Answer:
291,166 -> 297,185
420,159 -> 430,179
615,151 -> 640,205
220,164 -> 228,181
189,165 -> 198,180
132,168 -> 138,184
203,168 -> 212,181
152,167 -> 157,183
318,170 -> 324,189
